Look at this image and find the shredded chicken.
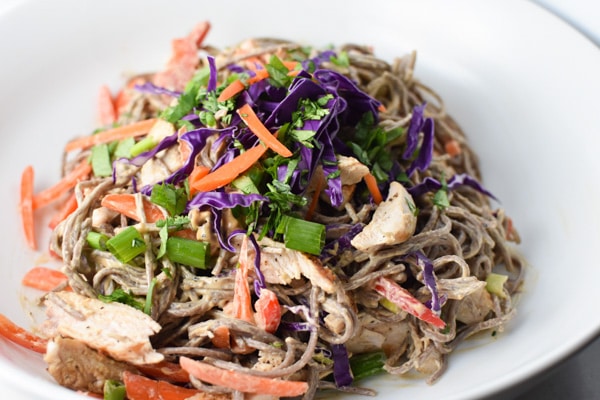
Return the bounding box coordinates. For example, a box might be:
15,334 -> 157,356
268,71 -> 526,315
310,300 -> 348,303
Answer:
42,291 -> 163,365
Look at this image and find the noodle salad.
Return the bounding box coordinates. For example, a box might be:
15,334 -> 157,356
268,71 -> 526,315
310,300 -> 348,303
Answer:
5,21 -> 524,399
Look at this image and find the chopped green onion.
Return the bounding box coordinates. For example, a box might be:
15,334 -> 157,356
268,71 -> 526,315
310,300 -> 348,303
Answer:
106,226 -> 146,263
91,143 -> 113,177
86,231 -> 109,250
103,379 -> 126,400
278,215 -> 325,255
486,272 -> 508,298
113,137 -> 135,159
166,237 -> 209,269
150,183 -> 187,216
144,277 -> 157,315
349,351 -> 386,381
130,136 -> 157,157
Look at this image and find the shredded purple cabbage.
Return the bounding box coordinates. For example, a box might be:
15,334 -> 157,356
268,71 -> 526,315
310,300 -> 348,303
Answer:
331,344 -> 353,387
404,103 -> 435,177
187,191 -> 267,211
413,251 -> 441,313
407,173 -> 497,200
206,55 -> 218,93
134,82 -> 182,97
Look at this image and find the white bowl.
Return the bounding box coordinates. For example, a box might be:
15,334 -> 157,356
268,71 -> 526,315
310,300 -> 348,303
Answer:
1,1 -> 599,399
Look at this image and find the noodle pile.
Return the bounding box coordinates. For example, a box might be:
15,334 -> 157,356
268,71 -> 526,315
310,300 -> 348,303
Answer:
46,27 -> 524,398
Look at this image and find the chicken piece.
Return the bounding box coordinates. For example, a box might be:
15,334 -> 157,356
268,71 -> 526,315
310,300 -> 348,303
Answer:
455,286 -> 495,325
337,155 -> 369,185
258,238 -> 336,294
44,336 -> 137,394
351,181 -> 417,251
43,291 -> 163,365
437,276 -> 487,300
91,206 -> 119,229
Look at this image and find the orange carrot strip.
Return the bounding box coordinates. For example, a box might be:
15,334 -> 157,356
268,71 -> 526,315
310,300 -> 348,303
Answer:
123,371 -> 210,400
364,172 -> 383,205
444,139 -> 462,157
48,192 -> 78,229
100,193 -> 166,223
237,104 -> 292,157
187,165 -> 211,191
305,175 -> 324,221
0,313 -> 47,353
246,68 -> 270,84
19,165 -> 36,250
232,235 -> 255,324
22,266 -> 69,292
217,79 -> 246,102
32,160 -> 92,210
97,84 -> 117,126
64,118 -> 157,152
180,357 -> 308,397
282,61 -> 300,70
378,103 -> 387,113
190,143 -> 268,193
136,360 -> 190,384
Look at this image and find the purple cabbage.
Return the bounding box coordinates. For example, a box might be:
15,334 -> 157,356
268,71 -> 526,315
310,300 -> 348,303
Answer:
331,344 -> 353,387
134,82 -> 181,97
407,173 -> 497,200
206,55 -> 218,93
135,127 -> 232,194
187,191 -> 267,211
413,251 -> 442,313
404,103 -> 435,177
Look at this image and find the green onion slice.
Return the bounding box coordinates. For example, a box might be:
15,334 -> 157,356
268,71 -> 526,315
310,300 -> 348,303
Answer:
106,226 -> 146,263
86,231 -> 109,250
278,215 -> 325,255
91,143 -> 113,177
165,237 -> 209,269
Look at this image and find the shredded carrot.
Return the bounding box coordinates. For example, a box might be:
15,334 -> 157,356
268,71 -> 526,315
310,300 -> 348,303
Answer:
282,61 -> 299,70
64,118 -> 157,152
97,84 -> 117,126
232,235 -> 255,324
287,69 -> 302,78
123,371 -> 212,400
237,104 -> 292,157
187,165 -> 211,192
190,142 -> 268,193
378,103 -> 388,113
22,266 -> 69,292
180,357 -> 309,397
0,313 -> 47,353
32,160 -> 92,210
19,165 -> 36,250
48,192 -> 78,229
136,360 -> 190,384
246,68 -> 270,84
217,79 -> 246,102
305,175 -> 324,221
444,139 -> 462,157
100,193 -> 166,223
364,172 -> 383,205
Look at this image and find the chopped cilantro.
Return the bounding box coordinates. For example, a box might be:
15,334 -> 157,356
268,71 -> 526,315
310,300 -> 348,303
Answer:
98,288 -> 144,311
